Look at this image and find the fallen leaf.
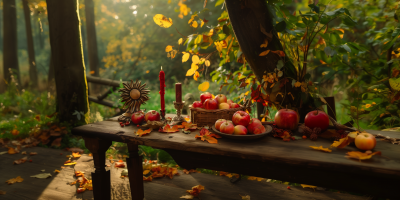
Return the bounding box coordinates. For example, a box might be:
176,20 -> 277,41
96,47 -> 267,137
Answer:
31,173 -> 52,179
30,152 -> 38,156
240,194 -> 251,200
161,125 -> 179,133
136,128 -> 152,136
72,152 -> 81,158
0,151 -> 7,155
247,176 -> 257,180
143,176 -> 153,181
21,151 -> 27,155
186,185 -> 205,197
64,162 -> 77,166
54,170 -> 60,173
346,151 -> 381,161
5,176 -> 24,184
331,136 -> 351,148
13,157 -> 28,165
8,147 -> 17,154
77,188 -> 86,194
195,128 -> 220,144
309,146 -> 332,152
115,161 -> 126,168
75,171 -> 84,177
179,122 -> 198,131
301,184 -> 317,191
82,179 -> 93,191
180,195 -> 194,199
0,190 -> 6,195
153,14 -> 173,28
143,170 -> 150,175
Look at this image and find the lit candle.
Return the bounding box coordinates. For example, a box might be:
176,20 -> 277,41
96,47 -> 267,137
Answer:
159,67 -> 165,119
175,83 -> 182,103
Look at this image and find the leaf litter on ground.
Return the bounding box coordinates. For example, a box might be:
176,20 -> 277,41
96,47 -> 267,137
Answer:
31,173 -> 52,179
6,176 -> 24,185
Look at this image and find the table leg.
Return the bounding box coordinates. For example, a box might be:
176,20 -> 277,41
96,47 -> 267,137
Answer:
84,137 -> 112,200
126,143 -> 144,200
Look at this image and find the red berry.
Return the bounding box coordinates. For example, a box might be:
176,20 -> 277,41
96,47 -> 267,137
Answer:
287,186 -> 290,189
137,125 -> 139,127
120,124 -> 125,127
302,135 -> 307,139
125,121 -> 130,125
29,160 -> 32,162
119,122 -> 123,124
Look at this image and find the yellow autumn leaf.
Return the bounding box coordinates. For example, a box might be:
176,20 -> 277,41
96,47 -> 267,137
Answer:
259,50 -> 270,56
215,41 -> 223,52
198,81 -> 210,92
260,39 -> 269,48
346,151 -> 381,161
153,14 -> 173,28
194,71 -> 200,81
182,52 -> 190,63
165,45 -> 173,52
191,21 -> 198,28
178,38 -> 183,45
294,81 -> 302,87
322,71 -> 329,76
186,68 -> 196,76
301,184 -> 317,191
309,146 -> 332,152
205,60 -> 210,67
192,55 -> 200,64
191,63 -> 199,71
200,19 -> 205,27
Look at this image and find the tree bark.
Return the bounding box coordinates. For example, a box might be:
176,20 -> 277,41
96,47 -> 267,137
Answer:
22,0 -> 38,88
85,0 -> 100,94
47,54 -> 54,83
47,0 -> 90,124
3,0 -> 20,86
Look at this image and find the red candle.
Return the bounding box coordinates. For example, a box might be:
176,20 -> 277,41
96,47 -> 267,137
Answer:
159,67 -> 165,118
175,83 -> 182,103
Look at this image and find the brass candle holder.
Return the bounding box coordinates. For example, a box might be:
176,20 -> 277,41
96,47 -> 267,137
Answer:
172,101 -> 185,124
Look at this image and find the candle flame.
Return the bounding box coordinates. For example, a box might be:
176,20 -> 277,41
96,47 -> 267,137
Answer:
161,66 -> 163,71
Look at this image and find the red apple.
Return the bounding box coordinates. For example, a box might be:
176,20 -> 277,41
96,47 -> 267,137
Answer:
204,99 -> 218,110
200,92 -> 212,103
131,111 -> 145,124
247,118 -> 262,133
355,133 -> 376,150
227,99 -> 233,105
253,125 -> 266,134
232,111 -> 251,126
220,121 -> 234,134
304,110 -> 330,130
230,103 -> 240,108
215,119 -> 227,130
144,110 -> 160,122
233,125 -> 247,135
192,101 -> 204,109
215,94 -> 227,104
274,109 -> 299,130
219,103 -> 230,109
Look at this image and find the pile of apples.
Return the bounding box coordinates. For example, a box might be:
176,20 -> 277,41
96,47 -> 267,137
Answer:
192,92 -> 240,110
215,111 -> 266,135
130,110 -> 161,125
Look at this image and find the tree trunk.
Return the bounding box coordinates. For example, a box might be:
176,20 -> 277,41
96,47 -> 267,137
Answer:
85,0 -> 100,94
22,0 -> 38,88
47,0 -> 90,124
3,0 -> 20,86
47,54 -> 54,83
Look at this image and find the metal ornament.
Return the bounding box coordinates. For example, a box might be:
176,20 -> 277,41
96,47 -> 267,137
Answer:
172,101 -> 185,124
118,80 -> 150,122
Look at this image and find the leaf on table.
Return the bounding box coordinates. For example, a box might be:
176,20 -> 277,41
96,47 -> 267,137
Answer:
72,152 -> 81,158
75,171 -> 84,177
247,176 -> 257,180
31,173 -> 52,179
180,195 -> 194,199
114,161 -> 125,168
54,170 -> 60,173
195,129 -> 220,144
186,185 -> 205,197
183,169 -> 199,174
143,170 -> 150,175
21,151 -> 27,155
331,136 -> 351,148
143,176 -> 153,181
346,151 -> 381,161
64,162 -> 77,166
161,125 -> 179,133
309,146 -> 332,152
239,194 -> 251,200
178,122 -> 198,130
6,176 -> 23,185
301,184 -> 317,191
0,190 -> 6,195
166,168 -> 180,179
8,147 -> 17,154
136,128 -> 152,136
13,157 -> 28,165
30,152 -> 38,156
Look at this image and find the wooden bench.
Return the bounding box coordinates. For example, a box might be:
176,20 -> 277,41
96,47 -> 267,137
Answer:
72,114 -> 400,200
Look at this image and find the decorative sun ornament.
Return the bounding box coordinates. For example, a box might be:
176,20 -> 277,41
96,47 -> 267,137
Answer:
118,80 -> 150,122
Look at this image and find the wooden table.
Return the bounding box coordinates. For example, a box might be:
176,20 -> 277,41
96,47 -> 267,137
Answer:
72,115 -> 400,200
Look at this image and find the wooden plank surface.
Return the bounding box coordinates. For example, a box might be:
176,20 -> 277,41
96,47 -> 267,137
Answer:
72,116 -> 400,180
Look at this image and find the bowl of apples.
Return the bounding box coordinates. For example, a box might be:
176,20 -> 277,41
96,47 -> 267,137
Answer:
211,111 -> 272,140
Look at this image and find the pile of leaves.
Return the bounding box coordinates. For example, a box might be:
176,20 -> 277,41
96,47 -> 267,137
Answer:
142,162 -> 181,181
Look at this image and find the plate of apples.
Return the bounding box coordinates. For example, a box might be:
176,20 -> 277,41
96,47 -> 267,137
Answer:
211,111 -> 272,140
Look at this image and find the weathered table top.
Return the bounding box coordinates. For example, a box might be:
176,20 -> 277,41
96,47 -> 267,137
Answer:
72,114 -> 400,198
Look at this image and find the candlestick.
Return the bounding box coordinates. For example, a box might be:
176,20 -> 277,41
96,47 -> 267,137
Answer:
159,67 -> 166,120
175,83 -> 182,103
172,101 -> 185,124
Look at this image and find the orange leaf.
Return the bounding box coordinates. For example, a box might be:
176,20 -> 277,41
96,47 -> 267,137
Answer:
72,152 -> 81,158
77,188 -> 86,194
162,125 -> 179,133
320,60 -> 327,65
6,176 -> 24,185
114,161 -> 125,168
136,128 -> 152,137
13,157 -> 28,165
180,122 -> 198,130
346,151 -> 381,161
309,146 -> 332,152
11,129 -> 19,136
331,136 -> 351,148
90,71 -> 95,74
271,50 -> 285,57
259,50 -> 270,56
260,39 -> 269,48
30,152 -> 37,156
143,176 -> 153,181
195,128 -> 219,144
75,171 -> 85,177
8,147 -> 17,154
193,71 -> 200,81
186,185 -> 205,197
